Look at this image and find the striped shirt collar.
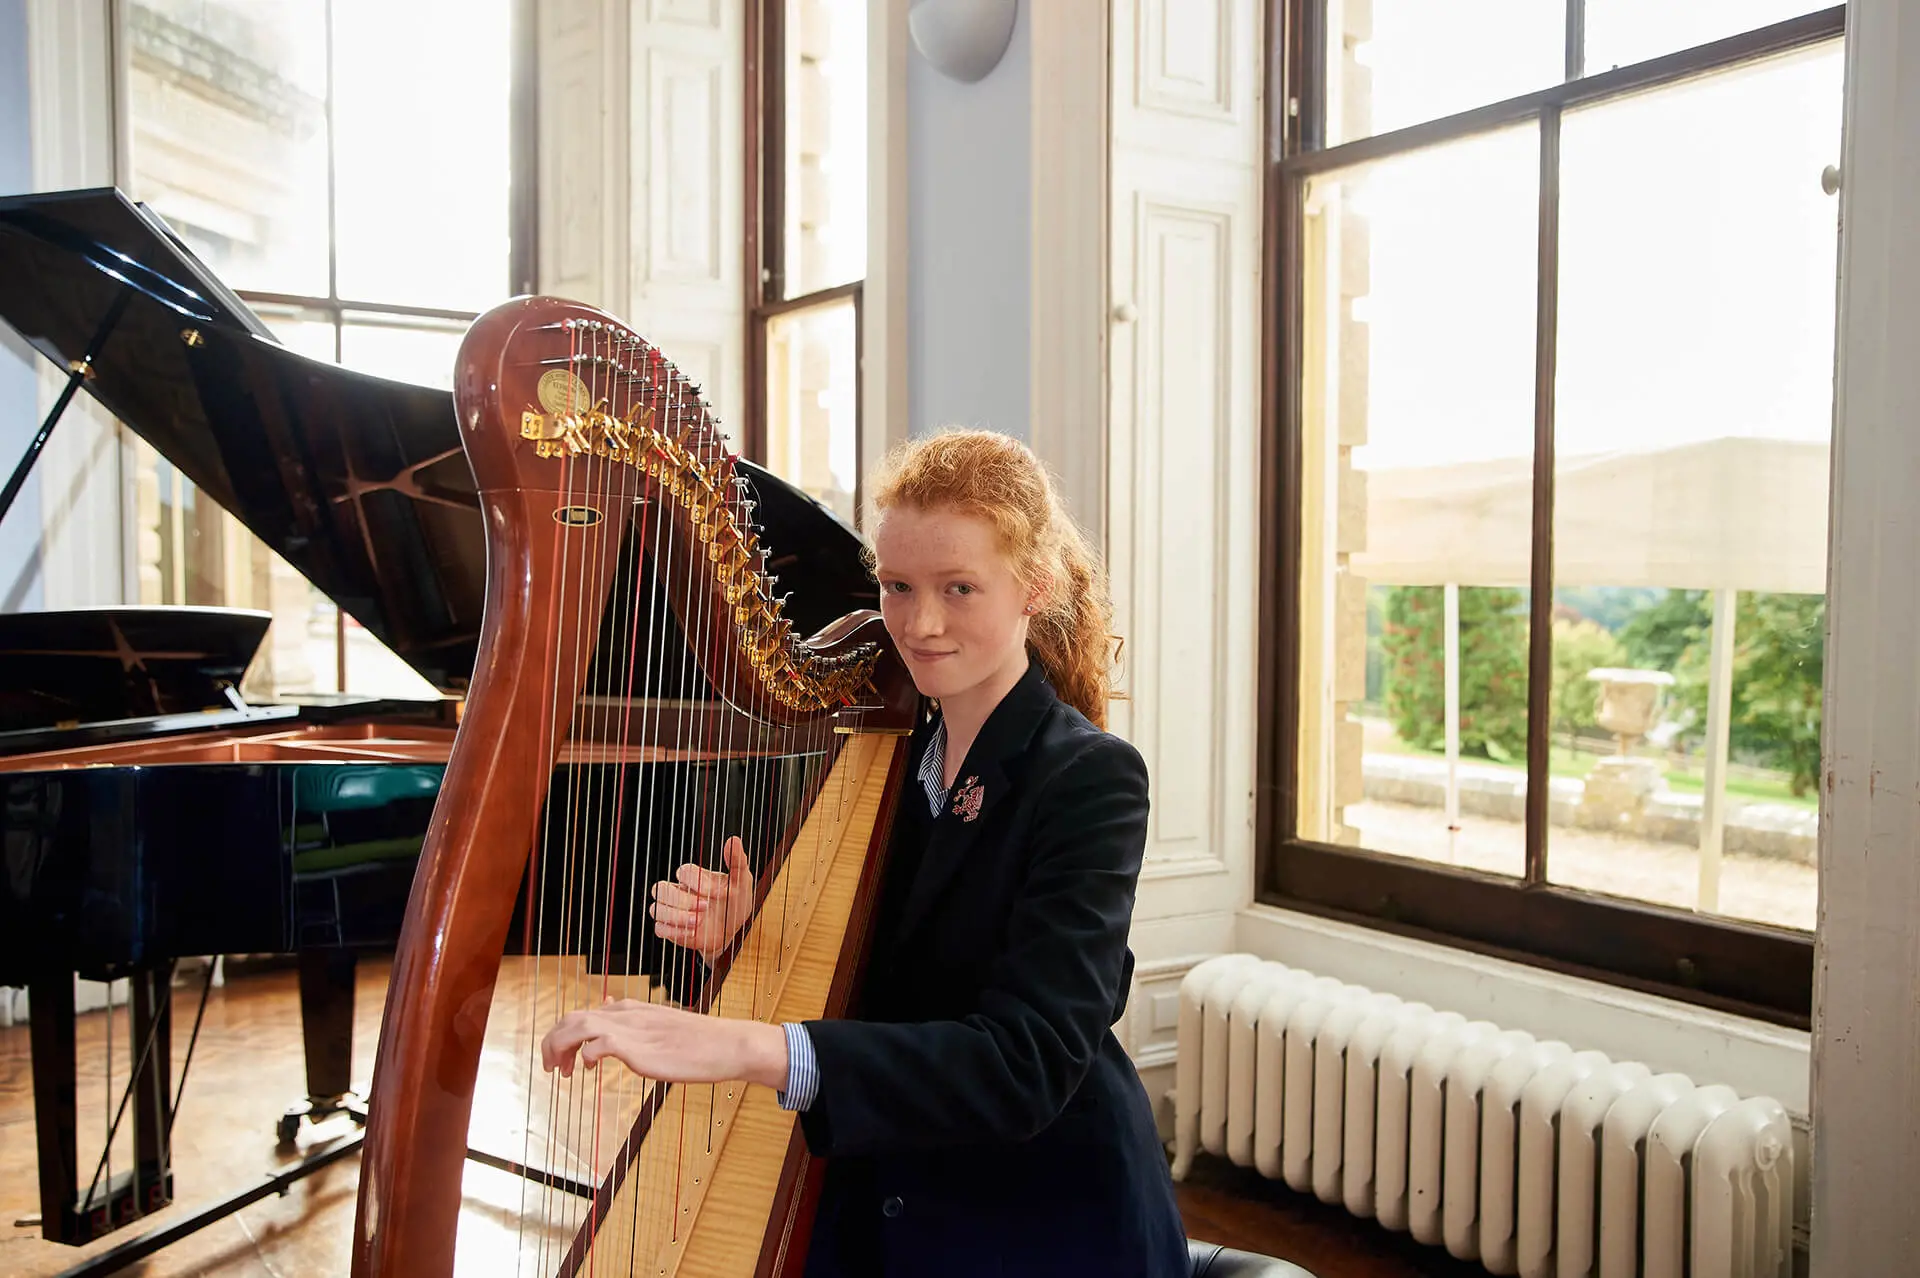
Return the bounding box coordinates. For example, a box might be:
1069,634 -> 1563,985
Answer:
918,717 -> 948,816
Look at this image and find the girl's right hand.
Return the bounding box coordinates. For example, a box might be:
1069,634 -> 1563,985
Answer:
649,835 -> 755,961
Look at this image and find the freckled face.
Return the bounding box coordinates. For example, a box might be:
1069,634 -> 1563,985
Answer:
872,505 -> 1033,704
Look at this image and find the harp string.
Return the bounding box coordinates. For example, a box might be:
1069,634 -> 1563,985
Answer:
645,381 -> 681,1270
668,363 -> 718,1251
614,330 -> 668,1274
548,316 -> 601,1266
640,356 -> 701,1263
732,473 -> 771,1022
592,321 -> 645,1271
672,368 -> 736,1253
586,318 -> 633,1267
618,354 -> 677,1268
683,427 -> 723,1233
560,320 -> 599,1251
554,333 -> 597,1262
583,328 -> 622,1082
609,325 -> 649,1274
744,470 -> 792,1149
707,458 -> 770,1192
520,316 -> 572,1273
599,326 -> 655,1206
582,319 -> 631,1267
676,360 -> 724,1257
556,326 -> 600,1256
704,447 -> 751,1167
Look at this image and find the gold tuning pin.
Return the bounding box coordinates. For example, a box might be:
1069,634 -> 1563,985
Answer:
521,411 -> 593,455
598,411 -> 634,453
708,539 -> 749,572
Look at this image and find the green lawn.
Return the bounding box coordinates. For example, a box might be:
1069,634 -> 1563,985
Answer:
1658,768 -> 1816,810
1361,725 -> 1816,811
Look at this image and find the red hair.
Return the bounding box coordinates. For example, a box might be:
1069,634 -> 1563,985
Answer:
865,429 -> 1121,728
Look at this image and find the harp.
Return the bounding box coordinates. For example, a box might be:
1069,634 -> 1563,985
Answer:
350,296 -> 918,1276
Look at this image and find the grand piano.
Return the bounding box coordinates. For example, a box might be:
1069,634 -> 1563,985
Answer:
0,187 -> 880,1273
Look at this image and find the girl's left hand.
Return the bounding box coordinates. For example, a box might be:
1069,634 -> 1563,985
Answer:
540,1000 -> 788,1091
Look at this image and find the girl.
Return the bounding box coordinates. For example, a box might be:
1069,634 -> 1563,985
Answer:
542,429 -> 1189,1277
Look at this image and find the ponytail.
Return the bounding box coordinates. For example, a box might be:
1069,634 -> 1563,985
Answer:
1021,518 -> 1117,728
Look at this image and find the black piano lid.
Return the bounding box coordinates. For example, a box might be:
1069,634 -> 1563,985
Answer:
0,187 -> 878,696
0,187 -> 485,691
0,605 -> 272,731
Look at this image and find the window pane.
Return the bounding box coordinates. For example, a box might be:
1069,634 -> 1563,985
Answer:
1327,0 -> 1563,145
331,0 -> 511,310
126,0 -> 331,295
1297,127 -> 1539,876
1546,44 -> 1842,932
258,308 -> 340,363
340,609 -> 442,700
1584,1 -> 1828,75
781,0 -> 866,295
151,455 -> 226,606
764,299 -> 858,526
120,0 -> 481,709
340,315 -> 468,389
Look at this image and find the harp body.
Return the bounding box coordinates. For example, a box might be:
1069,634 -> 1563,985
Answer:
351,296 -> 916,1276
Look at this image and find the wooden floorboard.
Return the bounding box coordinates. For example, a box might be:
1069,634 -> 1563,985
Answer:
1177,1156 -> 1492,1277
2,960 -> 1477,1276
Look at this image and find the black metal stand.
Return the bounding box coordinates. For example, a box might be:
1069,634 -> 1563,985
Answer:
0,286 -> 132,529
463,1144 -> 599,1203
50,1133 -> 365,1278
45,1127 -> 598,1277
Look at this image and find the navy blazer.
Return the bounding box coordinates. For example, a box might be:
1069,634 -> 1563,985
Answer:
797,660 -> 1188,1277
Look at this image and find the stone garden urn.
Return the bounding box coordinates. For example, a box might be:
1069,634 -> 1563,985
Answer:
1577,668 -> 1676,833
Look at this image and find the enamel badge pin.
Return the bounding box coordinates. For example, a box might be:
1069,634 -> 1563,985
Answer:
951,775 -> 984,822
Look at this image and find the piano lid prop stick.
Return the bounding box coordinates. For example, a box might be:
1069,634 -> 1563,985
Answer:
0,285 -> 133,528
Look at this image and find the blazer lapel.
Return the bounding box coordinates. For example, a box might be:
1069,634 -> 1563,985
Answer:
894,660 -> 1057,935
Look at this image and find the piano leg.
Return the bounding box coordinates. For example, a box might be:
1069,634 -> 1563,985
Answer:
27,971 -> 79,1244
22,957 -> 368,1274
279,948 -> 366,1143
25,967 -> 174,1245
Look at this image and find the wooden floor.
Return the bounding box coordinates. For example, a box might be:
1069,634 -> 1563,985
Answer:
1,961 -> 1477,1277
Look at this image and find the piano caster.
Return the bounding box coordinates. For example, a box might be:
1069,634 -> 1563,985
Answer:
276,1090 -> 369,1146
282,950 -> 365,1145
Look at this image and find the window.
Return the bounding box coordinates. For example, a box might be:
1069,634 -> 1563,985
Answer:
122,0 -> 530,697
746,0 -> 865,526
1266,2 -> 1844,1024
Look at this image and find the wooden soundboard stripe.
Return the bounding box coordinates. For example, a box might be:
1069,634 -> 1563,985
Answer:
577,734 -> 895,1276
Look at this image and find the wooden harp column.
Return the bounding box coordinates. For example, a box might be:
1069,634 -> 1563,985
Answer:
350,297 -> 915,1277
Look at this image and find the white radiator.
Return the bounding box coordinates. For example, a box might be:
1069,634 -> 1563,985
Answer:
1169,955 -> 1794,1278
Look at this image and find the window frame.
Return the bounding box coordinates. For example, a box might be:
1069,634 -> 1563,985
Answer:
1258,1 -> 1846,1028
123,0 -> 538,361
744,0 -> 866,522
117,0 -> 538,687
